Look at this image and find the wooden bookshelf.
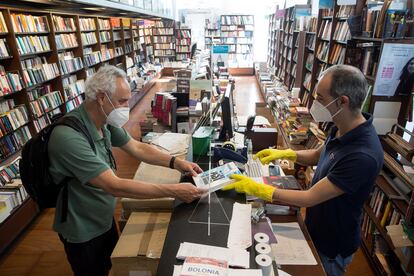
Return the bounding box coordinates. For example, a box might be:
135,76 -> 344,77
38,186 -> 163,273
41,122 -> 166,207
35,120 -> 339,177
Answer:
175,28 -> 191,61
152,19 -> 175,63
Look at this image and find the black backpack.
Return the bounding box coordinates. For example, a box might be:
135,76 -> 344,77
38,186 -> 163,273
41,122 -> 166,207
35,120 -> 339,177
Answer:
19,116 -> 95,222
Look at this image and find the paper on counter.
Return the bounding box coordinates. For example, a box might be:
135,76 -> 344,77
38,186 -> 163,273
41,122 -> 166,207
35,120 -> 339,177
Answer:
227,203 -> 252,249
173,265 -> 262,276
176,242 -> 250,268
151,132 -> 190,155
271,222 -> 317,265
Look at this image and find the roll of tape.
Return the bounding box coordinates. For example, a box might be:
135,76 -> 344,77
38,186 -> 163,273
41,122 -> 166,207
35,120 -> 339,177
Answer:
254,232 -> 270,244
255,254 -> 273,276
222,141 -> 236,151
255,242 -> 272,256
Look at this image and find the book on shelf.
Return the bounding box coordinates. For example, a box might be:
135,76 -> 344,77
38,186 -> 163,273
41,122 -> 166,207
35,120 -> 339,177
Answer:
10,13 -> 48,33
337,5 -> 355,18
306,17 -> 318,32
316,41 -> 329,62
58,51 -> 84,75
98,18 -> 110,30
0,99 -> 16,115
153,36 -> 174,43
176,29 -> 191,39
154,43 -> 175,50
30,90 -> 63,118
0,38 -> 10,58
153,28 -> 174,35
0,105 -> 29,136
125,44 -> 133,54
66,95 -> 83,112
99,31 -> 111,43
100,45 -> 114,61
0,67 -> 23,94
27,83 -> 51,101
55,33 -> 78,50
63,76 -> 85,101
110,18 -> 121,29
83,48 -> 101,67
318,20 -> 332,40
329,44 -> 346,65
79,18 -> 96,31
154,20 -> 174,28
305,53 -> 314,71
154,49 -> 175,56
221,15 -> 254,25
52,15 -> 76,32
33,114 -> 52,132
176,38 -> 191,45
0,126 -> 31,159
85,67 -> 96,78
333,21 -> 351,41
321,9 -> 334,17
81,32 -> 97,45
0,12 -> 8,33
20,57 -> 60,87
113,31 -> 121,41
114,47 -> 123,57
16,35 -> 51,55
306,34 -> 316,50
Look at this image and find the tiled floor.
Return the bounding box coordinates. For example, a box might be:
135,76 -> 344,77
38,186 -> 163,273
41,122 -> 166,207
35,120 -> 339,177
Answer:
0,76 -> 374,275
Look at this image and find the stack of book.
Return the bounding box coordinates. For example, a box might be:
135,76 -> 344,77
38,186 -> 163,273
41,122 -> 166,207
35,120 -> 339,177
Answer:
81,32 -> 97,45
98,18 -> 110,30
55,33 -> 78,50
20,57 -> 60,87
151,92 -> 176,126
99,31 -> 111,43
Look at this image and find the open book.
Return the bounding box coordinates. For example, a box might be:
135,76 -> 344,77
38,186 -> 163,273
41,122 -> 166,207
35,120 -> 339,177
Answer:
193,162 -> 241,193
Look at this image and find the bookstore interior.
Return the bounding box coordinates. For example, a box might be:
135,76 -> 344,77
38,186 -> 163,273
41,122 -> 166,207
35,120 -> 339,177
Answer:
0,0 -> 414,275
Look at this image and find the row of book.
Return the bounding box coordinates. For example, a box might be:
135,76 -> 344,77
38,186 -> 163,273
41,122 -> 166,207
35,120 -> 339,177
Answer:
26,84 -> 52,101
0,68 -> 23,94
176,53 -> 190,61
99,31 -> 111,43
142,36 -> 152,44
329,44 -> 346,65
52,15 -> 76,32
0,180 -> 29,223
333,22 -> 351,41
100,45 -> 114,61
0,157 -> 20,186
58,52 -> 84,75
154,43 -> 174,50
337,5 -> 355,18
221,25 -> 254,32
236,45 -> 252,54
221,31 -> 253,38
306,34 -> 316,50
306,17 -> 318,33
21,57 -> 60,87
110,18 -> 121,29
0,12 -> 8,33
0,38 -> 10,58
98,19 -> 110,30
0,99 -> 16,115
176,38 -> 191,45
176,30 -> 190,39
316,41 -> 329,62
153,28 -> 174,35
318,20 -> 332,40
83,50 -> 101,67
153,36 -> 174,43
154,21 -> 174,28
0,105 -> 29,137
176,46 -> 190,53
81,32 -> 97,45
113,31 -> 121,41
0,126 -> 32,160
305,53 -> 314,72
114,47 -> 123,57
16,35 -> 50,55
55,33 -> 78,50
125,44 -> 133,54
10,13 -> 48,33
221,15 -> 253,25
66,94 -> 84,112
321,9 -> 334,17
30,90 -> 63,118
124,33 -> 131,40
154,49 -> 175,56
63,76 -> 85,101
152,92 -> 176,126
205,30 -> 220,37
33,113 -> 53,133
79,18 -> 96,31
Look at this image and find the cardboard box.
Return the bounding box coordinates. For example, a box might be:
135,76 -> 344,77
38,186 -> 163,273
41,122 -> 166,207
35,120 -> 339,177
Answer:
111,212 -> 172,276
121,198 -> 173,219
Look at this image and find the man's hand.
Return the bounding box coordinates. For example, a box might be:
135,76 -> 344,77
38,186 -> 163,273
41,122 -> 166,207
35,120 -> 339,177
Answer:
254,148 -> 297,164
173,183 -> 207,203
174,159 -> 203,176
222,174 -> 276,202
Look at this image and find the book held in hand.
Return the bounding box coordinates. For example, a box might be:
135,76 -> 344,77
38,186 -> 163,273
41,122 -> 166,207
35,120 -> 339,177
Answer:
193,162 -> 241,193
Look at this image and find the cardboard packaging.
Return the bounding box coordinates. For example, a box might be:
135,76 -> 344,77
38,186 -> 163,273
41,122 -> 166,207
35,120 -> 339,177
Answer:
121,198 -> 173,220
111,212 -> 172,276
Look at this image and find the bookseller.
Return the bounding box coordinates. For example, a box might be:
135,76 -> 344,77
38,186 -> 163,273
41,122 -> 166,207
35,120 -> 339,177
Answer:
48,65 -> 206,276
224,65 -> 384,276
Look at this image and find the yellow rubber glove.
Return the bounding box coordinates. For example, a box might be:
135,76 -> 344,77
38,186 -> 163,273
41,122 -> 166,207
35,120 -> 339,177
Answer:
254,148 -> 297,164
222,174 -> 276,202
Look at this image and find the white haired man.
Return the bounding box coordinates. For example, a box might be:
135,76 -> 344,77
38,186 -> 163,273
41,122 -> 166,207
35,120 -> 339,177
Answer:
48,65 -> 205,275
224,65 -> 384,276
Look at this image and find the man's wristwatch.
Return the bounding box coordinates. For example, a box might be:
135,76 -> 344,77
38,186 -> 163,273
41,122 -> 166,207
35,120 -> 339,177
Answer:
169,156 -> 176,169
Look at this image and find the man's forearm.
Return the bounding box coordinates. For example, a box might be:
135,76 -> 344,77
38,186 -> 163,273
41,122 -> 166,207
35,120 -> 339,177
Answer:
108,177 -> 177,199
129,142 -> 173,168
295,149 -> 321,166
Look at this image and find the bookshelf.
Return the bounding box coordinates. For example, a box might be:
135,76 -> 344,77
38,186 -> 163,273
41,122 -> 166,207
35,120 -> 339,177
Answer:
152,19 -> 175,63
267,12 -> 283,69
0,5 -> 169,253
220,14 -> 254,71
175,28 -> 191,61
204,19 -> 220,51
139,22 -> 154,63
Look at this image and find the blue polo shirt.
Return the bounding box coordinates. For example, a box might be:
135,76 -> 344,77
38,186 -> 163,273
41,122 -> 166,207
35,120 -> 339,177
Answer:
305,113 -> 383,258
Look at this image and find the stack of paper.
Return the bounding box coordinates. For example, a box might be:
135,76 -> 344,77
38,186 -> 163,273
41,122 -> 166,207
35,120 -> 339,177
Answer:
227,203 -> 252,249
176,242 -> 250,268
151,132 -> 190,155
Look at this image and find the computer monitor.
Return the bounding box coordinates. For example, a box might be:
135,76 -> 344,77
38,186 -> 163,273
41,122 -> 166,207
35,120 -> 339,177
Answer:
219,84 -> 234,140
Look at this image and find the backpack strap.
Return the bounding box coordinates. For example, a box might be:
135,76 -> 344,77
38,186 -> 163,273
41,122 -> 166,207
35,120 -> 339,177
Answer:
54,116 -> 96,222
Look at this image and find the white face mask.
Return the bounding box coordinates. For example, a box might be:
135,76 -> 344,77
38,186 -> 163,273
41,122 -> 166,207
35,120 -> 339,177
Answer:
102,93 -> 130,128
310,98 -> 342,122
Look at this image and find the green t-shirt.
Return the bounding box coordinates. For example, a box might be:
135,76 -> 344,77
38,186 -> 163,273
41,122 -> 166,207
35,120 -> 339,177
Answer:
48,103 -> 130,243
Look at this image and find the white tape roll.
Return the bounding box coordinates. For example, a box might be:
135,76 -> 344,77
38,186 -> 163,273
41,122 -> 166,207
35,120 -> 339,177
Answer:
255,242 -> 272,256
255,254 -> 273,276
254,232 -> 270,244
